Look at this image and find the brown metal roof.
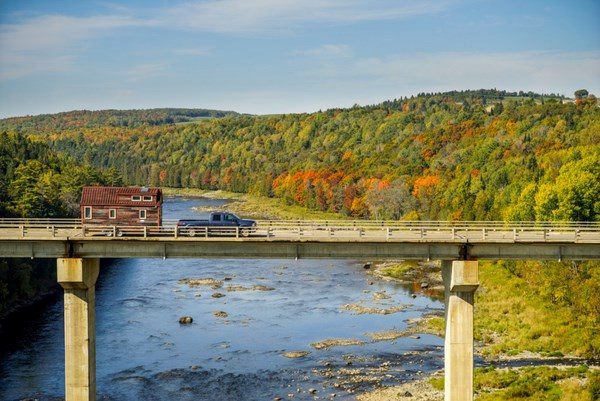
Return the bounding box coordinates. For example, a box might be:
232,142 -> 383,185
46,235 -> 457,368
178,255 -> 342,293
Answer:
81,186 -> 162,207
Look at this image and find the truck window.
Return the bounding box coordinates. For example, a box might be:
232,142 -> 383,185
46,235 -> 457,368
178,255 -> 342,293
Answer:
225,214 -> 236,221
212,214 -> 221,222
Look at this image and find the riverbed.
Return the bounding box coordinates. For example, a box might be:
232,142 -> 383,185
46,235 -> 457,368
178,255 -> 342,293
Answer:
0,197 -> 444,401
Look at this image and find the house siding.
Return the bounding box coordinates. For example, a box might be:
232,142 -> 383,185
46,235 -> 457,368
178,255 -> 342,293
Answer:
80,187 -> 163,226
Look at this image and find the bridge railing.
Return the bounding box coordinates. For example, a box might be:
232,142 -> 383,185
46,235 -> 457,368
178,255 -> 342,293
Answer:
1,219 -> 599,243
2,218 -> 599,229
254,220 -> 600,229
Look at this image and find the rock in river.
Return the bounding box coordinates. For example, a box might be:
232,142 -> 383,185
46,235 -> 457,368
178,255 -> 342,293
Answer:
282,351 -> 310,358
213,311 -> 228,318
178,316 -> 193,324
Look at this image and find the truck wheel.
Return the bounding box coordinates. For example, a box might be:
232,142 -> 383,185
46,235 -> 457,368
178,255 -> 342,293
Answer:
241,228 -> 250,237
188,229 -> 196,237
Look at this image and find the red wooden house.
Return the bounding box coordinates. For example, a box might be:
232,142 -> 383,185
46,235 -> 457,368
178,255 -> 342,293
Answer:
80,187 -> 163,226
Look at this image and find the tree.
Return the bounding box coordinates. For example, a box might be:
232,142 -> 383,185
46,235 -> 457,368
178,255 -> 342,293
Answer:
535,153 -> 600,221
365,179 -> 417,220
575,89 -> 589,100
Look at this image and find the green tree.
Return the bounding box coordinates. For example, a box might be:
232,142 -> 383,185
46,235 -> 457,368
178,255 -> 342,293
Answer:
535,153 -> 600,221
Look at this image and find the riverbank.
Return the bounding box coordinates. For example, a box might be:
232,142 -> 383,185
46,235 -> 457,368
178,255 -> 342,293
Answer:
356,261 -> 600,400
0,258 -> 58,329
162,188 -> 344,220
358,365 -> 600,401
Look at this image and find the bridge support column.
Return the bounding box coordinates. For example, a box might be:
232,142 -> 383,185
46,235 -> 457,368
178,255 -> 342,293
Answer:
442,260 -> 479,401
57,258 -> 99,401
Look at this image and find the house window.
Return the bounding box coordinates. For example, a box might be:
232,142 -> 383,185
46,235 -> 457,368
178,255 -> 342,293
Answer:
143,195 -> 153,201
84,206 -> 92,219
109,209 -> 116,219
132,195 -> 141,201
139,210 -> 147,219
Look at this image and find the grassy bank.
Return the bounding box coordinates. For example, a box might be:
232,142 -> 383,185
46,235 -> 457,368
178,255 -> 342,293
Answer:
430,365 -> 599,401
376,260 -> 599,359
367,260 -> 600,400
162,188 -> 345,220
475,260 -> 599,358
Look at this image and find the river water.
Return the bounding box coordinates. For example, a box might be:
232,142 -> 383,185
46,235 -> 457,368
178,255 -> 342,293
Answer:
0,198 -> 444,401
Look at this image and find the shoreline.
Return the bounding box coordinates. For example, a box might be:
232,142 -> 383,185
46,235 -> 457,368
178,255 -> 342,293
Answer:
163,187 -> 345,220
355,261 -> 600,400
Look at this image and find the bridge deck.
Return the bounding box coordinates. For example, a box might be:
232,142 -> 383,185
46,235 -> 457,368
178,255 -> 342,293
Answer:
0,219 -> 599,260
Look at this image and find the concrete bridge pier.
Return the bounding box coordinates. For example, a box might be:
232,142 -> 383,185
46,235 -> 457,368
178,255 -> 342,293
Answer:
442,260 -> 479,401
57,258 -> 99,401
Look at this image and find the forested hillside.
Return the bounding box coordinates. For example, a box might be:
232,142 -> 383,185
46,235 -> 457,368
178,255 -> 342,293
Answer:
0,107 -> 239,132
29,89 -> 599,222
0,89 -> 599,358
0,132 -> 119,316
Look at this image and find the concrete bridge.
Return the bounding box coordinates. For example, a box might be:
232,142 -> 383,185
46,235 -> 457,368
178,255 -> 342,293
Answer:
1,218 -> 600,401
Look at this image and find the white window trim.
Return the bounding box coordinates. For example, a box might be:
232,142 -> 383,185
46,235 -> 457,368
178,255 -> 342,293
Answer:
132,195 -> 141,201
143,195 -> 153,202
84,206 -> 92,219
139,209 -> 147,220
109,209 -> 116,219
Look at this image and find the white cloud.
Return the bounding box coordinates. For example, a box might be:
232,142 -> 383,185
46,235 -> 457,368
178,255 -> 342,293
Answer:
0,14 -> 154,80
173,48 -> 211,56
166,0 -> 448,33
0,1 -> 448,79
298,50 -> 600,98
126,63 -> 170,81
293,44 -> 352,58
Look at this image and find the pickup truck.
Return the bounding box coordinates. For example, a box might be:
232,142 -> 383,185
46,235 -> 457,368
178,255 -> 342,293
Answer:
177,212 -> 257,237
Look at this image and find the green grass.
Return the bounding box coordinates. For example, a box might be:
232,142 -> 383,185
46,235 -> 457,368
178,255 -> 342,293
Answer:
392,259 -> 599,359
378,261 -> 419,279
475,261 -> 599,358
430,366 -> 599,401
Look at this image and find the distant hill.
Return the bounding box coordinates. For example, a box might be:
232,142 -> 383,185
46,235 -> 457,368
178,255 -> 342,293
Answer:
0,108 -> 240,132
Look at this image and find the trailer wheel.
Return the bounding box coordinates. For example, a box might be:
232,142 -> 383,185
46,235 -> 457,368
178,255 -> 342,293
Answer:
116,229 -> 123,237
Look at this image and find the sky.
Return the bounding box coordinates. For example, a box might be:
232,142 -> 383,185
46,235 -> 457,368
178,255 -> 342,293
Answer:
0,0 -> 599,117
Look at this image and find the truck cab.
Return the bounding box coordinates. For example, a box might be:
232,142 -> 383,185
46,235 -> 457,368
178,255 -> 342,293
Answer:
177,212 -> 257,236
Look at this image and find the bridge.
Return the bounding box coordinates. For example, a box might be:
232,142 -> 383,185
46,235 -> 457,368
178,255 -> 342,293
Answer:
2,218 -> 600,401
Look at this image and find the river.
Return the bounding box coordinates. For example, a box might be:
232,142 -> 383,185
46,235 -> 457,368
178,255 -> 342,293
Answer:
0,197 -> 444,401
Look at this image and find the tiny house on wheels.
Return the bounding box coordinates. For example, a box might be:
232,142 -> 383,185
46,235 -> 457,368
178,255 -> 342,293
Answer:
80,186 -> 163,226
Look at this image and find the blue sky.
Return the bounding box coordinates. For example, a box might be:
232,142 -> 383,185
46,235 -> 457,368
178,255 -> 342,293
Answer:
0,0 -> 598,117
